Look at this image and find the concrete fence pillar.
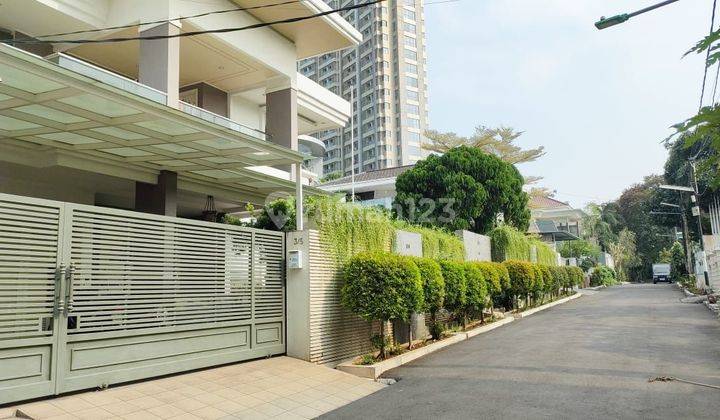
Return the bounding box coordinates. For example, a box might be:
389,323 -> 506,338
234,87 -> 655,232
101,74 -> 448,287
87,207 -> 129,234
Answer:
393,230 -> 428,343
455,230 -> 491,262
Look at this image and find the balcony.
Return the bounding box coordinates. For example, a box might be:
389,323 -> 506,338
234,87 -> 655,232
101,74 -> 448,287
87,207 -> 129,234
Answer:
48,53 -> 267,142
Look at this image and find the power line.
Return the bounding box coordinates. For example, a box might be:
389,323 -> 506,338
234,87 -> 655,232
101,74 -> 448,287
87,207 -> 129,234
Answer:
698,0 -> 718,111
16,0 -> 304,41
4,0 -> 385,45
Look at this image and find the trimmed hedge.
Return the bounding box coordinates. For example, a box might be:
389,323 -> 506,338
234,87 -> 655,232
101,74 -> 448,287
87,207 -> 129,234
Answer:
341,253 -> 423,357
463,262 -> 488,320
438,260 -> 467,318
341,251 -> 583,356
411,257 -> 445,316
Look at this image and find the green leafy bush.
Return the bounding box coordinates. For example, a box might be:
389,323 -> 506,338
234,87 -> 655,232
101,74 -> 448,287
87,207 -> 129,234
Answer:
563,266 -> 584,289
538,264 -> 554,296
411,257 -> 445,317
589,266 -> 617,286
548,266 -> 567,296
438,260 -> 467,321
503,260 -> 535,305
530,264 -> 545,298
475,262 -> 501,298
341,253 -> 423,358
463,262 -> 488,322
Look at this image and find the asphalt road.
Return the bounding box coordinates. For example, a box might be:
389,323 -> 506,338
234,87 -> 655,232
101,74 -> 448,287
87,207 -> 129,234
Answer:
322,284 -> 720,419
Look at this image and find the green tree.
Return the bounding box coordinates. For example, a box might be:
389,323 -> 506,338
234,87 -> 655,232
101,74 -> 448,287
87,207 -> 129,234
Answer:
558,240 -> 601,260
341,253 -> 422,358
581,203 -> 618,251
394,146 -> 530,234
608,229 -> 640,283
423,126 -> 545,164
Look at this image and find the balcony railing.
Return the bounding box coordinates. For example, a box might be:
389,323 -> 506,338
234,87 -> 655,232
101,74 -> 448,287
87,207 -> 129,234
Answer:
47,53 -> 267,141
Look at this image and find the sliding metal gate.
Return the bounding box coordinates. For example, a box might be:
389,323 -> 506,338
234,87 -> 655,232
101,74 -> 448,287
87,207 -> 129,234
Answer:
0,193 -> 285,404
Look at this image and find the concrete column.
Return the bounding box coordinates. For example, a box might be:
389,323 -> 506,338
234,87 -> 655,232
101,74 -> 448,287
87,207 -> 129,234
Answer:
139,22 -> 180,107
135,170 -> 177,217
265,88 -> 298,153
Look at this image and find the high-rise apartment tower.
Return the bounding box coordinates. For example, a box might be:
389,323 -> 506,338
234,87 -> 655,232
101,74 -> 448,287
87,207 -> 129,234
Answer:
299,0 -> 429,177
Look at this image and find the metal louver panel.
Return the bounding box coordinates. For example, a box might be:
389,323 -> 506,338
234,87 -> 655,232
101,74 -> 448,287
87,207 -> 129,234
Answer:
307,230 -> 387,365
68,209 -> 263,335
0,199 -> 59,341
253,231 -> 285,319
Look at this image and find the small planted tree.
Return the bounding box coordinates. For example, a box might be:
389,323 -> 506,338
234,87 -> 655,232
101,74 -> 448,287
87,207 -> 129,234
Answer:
503,260 -> 535,310
439,260 -> 467,326
412,257 -> 445,339
476,262 -> 501,315
537,265 -> 553,304
341,253 -> 423,359
530,264 -> 545,307
463,263 -> 488,324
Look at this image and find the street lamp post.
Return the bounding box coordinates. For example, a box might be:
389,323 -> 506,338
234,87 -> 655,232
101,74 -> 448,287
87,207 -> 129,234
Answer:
658,202 -> 694,275
595,0 -> 681,30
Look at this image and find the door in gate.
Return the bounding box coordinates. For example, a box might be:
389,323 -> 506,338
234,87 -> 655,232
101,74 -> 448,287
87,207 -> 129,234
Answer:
0,194 -> 66,404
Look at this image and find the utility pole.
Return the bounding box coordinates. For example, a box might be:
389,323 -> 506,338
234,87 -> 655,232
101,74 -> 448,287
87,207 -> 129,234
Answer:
680,203 -> 694,275
690,160 -> 710,286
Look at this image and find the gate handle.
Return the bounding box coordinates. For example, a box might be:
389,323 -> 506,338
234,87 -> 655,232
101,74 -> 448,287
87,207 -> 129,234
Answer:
53,264 -> 65,317
64,263 -> 75,315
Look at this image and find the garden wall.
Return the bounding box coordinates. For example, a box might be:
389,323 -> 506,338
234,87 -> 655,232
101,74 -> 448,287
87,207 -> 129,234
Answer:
286,230 -> 389,365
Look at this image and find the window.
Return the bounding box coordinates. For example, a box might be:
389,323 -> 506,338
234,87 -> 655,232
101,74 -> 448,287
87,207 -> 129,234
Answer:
406,63 -> 418,75
405,104 -> 420,115
406,90 -> 419,100
406,131 -> 421,142
403,22 -> 416,33
404,35 -> 417,48
404,49 -> 417,61
407,117 -> 420,128
406,76 -> 418,87
403,9 -> 416,21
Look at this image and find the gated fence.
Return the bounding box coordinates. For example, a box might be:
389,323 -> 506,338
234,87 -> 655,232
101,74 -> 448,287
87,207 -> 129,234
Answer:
0,192 -> 285,404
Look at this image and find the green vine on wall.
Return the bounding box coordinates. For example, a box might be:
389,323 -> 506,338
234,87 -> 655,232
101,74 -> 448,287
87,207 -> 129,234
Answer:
306,197 -> 394,264
393,221 -> 464,261
489,225 -> 557,265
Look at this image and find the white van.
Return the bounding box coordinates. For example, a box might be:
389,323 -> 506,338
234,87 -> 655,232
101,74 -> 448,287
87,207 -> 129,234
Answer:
652,263 -> 671,284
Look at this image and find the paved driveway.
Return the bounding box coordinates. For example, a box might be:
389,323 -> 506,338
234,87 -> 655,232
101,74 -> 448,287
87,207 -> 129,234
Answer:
322,284 -> 720,419
1,357 -> 384,420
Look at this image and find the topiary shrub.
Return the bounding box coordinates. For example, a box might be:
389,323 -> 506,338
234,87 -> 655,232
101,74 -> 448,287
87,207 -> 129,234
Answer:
462,262 -> 488,324
538,264 -> 554,303
530,264 -> 545,306
438,260 -> 467,324
411,257 -> 445,316
341,253 -> 423,358
548,266 -> 566,298
503,260 -> 535,309
563,266 -> 584,290
476,262 -> 501,299
590,266 -> 616,287
411,257 -> 445,339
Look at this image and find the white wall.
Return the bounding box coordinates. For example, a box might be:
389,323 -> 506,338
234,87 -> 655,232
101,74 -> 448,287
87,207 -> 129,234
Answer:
229,94 -> 264,132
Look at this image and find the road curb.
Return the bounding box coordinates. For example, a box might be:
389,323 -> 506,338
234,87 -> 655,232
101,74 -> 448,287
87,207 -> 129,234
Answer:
513,292 -> 582,319
337,293 -> 580,380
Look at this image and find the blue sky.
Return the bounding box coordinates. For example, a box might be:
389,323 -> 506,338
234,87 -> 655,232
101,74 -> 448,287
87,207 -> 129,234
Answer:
424,0 -> 711,208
